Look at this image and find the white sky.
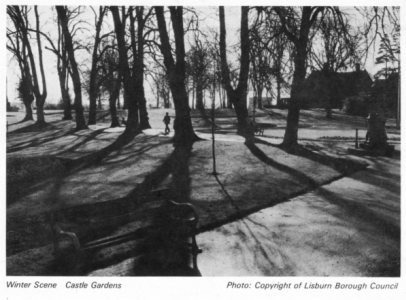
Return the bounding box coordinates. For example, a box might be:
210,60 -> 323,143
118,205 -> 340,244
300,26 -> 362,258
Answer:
4,4 -> 400,106
6,6 -> 246,105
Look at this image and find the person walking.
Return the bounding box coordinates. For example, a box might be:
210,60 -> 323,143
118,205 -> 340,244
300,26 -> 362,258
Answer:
163,112 -> 171,134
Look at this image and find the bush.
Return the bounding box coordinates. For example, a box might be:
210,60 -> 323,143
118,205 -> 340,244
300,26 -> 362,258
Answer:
43,103 -> 59,110
44,98 -> 69,110
8,106 -> 20,112
342,96 -> 369,117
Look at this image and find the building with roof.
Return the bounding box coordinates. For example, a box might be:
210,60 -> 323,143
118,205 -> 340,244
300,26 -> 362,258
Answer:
300,64 -> 373,110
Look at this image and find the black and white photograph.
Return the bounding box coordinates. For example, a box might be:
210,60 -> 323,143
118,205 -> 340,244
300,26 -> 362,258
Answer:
2,0 -> 403,299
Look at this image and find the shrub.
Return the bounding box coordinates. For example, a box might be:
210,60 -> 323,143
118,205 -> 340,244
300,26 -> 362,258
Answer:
8,106 -> 20,112
44,98 -> 69,110
342,96 -> 369,117
44,103 -> 59,110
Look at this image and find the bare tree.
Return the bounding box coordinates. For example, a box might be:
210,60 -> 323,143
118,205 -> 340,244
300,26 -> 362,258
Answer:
271,6 -> 349,149
8,6 -> 48,127
110,6 -> 140,136
186,36 -> 212,111
128,6 -> 153,129
155,6 -> 199,145
149,66 -> 171,108
88,6 -> 109,125
98,38 -> 122,127
219,6 -> 252,136
309,13 -> 363,119
7,7 -> 35,121
39,10 -> 73,120
56,6 -> 88,131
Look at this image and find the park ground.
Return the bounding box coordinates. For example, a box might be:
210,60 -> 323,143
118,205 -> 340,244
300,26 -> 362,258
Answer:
6,107 -> 401,276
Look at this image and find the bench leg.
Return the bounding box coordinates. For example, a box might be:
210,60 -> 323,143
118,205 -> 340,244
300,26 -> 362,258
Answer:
191,235 -> 202,270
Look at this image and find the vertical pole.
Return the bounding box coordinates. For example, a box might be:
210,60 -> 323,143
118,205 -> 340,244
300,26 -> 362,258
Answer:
355,129 -> 359,149
397,53 -> 400,129
211,85 -> 217,175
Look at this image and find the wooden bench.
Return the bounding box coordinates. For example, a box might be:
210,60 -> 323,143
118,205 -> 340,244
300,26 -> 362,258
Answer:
250,120 -> 277,136
250,120 -> 265,136
49,189 -> 202,268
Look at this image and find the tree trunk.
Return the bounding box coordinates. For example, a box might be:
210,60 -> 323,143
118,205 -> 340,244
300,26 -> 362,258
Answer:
226,91 -> 232,108
88,7 -> 105,125
109,73 -> 121,128
218,84 -> 222,108
134,6 -> 151,130
36,94 -> 46,125
109,92 -> 120,127
57,18 -> 72,121
98,95 -> 102,110
59,68 -> 72,120
257,86 -> 263,109
136,84 -> 150,129
164,93 -> 170,108
155,6 -> 198,145
22,96 -> 34,121
156,89 -> 159,108
219,6 -> 252,136
111,6 -> 140,136
56,6 -> 88,131
229,91 -> 249,132
276,77 -> 282,107
281,42 -> 307,149
196,81 -> 204,110
191,80 -> 195,109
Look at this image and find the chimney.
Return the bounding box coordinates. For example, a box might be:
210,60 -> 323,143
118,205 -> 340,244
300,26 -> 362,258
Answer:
355,63 -> 361,72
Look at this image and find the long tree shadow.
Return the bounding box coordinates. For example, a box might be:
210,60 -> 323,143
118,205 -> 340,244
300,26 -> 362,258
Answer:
124,141 -> 195,205
42,139 -> 200,276
315,186 -> 400,277
252,137 -> 368,176
244,141 -> 318,188
7,128 -> 112,207
126,142 -> 200,276
7,122 -> 76,153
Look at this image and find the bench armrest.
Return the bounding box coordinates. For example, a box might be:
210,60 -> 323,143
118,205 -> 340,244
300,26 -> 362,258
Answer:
166,200 -> 199,229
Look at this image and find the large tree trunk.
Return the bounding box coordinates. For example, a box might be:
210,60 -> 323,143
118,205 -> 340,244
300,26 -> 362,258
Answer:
56,6 -> 88,131
88,7 -> 105,125
135,7 -> 151,130
58,68 -> 72,120
22,95 -> 34,121
281,41 -> 308,149
155,6 -> 198,145
33,7 -> 47,127
56,17 -> 72,121
111,6 -> 140,136
109,73 -> 121,128
219,6 -> 252,136
36,95 -> 46,124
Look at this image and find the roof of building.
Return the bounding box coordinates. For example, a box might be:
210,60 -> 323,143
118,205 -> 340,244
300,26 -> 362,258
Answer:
301,69 -> 373,101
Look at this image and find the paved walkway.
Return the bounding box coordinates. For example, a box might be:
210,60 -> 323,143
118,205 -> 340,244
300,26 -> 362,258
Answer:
196,153 -> 400,276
